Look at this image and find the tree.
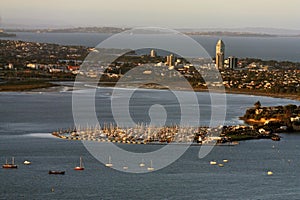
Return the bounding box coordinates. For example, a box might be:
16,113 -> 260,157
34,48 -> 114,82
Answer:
254,101 -> 261,109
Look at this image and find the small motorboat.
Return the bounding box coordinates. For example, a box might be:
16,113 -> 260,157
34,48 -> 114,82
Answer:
23,160 -> 31,165
139,159 -> 145,167
267,171 -> 273,176
48,170 -> 65,175
210,161 -> 217,165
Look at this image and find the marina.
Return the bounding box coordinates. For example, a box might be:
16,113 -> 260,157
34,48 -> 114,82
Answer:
52,124 -> 240,145
52,121 -> 283,145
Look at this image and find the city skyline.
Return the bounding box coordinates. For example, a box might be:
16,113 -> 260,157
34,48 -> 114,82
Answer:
1,0 -> 300,30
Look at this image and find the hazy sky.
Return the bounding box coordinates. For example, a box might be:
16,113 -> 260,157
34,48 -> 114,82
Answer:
1,0 -> 300,29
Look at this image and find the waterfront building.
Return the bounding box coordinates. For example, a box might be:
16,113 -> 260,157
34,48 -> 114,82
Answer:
228,56 -> 238,69
216,40 -> 225,69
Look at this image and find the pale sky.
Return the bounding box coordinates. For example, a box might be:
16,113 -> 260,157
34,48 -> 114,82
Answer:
1,0 -> 300,29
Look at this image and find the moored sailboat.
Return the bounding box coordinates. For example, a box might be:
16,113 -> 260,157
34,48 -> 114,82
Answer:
105,156 -> 113,167
147,160 -> 154,171
74,156 -> 84,170
2,157 -> 18,169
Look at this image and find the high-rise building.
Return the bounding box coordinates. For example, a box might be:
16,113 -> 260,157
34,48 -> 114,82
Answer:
166,54 -> 174,67
150,49 -> 156,57
216,40 -> 225,69
228,56 -> 238,69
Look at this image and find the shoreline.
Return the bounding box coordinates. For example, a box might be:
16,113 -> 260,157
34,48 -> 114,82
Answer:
0,81 -> 299,102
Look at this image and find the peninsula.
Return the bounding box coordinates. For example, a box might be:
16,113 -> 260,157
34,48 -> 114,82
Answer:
52,101 -> 300,144
241,101 -> 300,132
0,39 -> 299,102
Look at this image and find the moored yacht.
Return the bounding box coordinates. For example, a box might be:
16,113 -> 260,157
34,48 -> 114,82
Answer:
2,157 -> 18,169
74,156 -> 84,170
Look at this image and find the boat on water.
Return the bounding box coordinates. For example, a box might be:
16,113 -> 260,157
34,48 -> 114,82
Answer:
74,156 -> 84,170
210,161 -> 217,165
271,135 -> 280,141
48,170 -> 65,175
2,157 -> 18,169
139,159 -> 145,167
147,160 -> 154,171
23,160 -> 31,165
105,156 -> 113,167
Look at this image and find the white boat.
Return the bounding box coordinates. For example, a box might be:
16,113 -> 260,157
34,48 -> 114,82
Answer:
105,156 -> 113,167
267,171 -> 273,176
74,156 -> 84,170
147,160 -> 154,171
210,161 -> 217,165
139,159 -> 145,167
23,160 -> 31,165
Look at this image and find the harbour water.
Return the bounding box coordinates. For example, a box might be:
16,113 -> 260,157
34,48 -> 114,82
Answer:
2,32 -> 300,62
0,88 -> 300,199
1,30 -> 300,198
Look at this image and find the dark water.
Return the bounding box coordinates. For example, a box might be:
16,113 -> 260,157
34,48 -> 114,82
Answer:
2,32 -> 300,62
0,89 -> 300,199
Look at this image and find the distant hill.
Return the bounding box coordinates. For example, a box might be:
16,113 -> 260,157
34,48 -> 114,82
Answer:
2,26 -> 300,37
185,31 -> 276,37
178,27 -> 300,36
5,27 -> 129,34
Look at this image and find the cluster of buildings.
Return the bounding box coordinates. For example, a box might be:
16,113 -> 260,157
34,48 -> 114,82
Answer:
0,39 -> 299,95
215,39 -> 238,69
221,67 -> 300,93
0,40 -> 89,73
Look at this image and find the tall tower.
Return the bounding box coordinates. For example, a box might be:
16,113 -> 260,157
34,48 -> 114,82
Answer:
216,40 -> 225,69
150,49 -> 156,57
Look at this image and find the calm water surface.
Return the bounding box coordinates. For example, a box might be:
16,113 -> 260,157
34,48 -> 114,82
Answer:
0,89 -> 300,199
2,32 -> 300,62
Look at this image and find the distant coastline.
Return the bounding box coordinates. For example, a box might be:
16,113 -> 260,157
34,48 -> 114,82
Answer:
185,31 -> 277,37
0,32 -> 16,37
3,26 -> 300,37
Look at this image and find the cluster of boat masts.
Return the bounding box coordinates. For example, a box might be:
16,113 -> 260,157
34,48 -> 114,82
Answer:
52,124 -> 233,145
